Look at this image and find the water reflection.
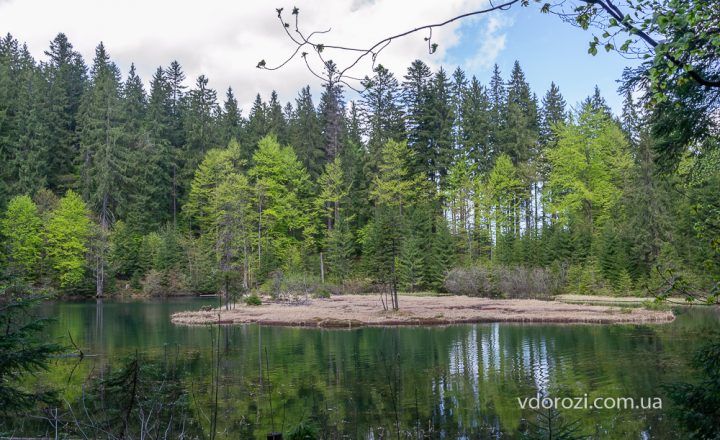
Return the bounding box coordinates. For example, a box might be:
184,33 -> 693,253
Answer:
24,300 -> 720,439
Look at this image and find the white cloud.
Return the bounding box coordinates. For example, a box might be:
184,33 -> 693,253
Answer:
0,0 -> 512,109
464,13 -> 514,71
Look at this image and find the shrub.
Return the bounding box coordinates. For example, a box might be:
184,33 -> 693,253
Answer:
244,293 -> 262,306
443,266 -> 496,297
444,265 -> 562,299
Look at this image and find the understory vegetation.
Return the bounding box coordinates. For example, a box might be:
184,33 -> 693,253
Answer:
0,33 -> 718,305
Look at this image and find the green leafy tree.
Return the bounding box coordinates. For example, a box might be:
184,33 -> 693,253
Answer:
250,135 -> 315,273
213,172 -> 254,300
545,103 -> 632,235
45,190 -> 91,289
1,195 -> 43,279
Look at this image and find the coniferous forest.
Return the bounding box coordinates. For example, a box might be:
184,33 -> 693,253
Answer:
0,32 -> 718,304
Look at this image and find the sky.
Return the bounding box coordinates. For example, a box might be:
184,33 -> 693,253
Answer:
0,0 -> 639,115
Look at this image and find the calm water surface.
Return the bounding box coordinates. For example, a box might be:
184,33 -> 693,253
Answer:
36,298 -> 720,439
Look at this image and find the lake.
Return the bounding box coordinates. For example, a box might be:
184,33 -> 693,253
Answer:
30,298 -> 720,439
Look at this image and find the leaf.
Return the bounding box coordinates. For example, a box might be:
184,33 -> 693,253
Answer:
256,59 -> 266,68
588,42 -> 598,56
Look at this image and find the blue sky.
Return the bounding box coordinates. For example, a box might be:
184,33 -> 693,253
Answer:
0,0 -> 640,114
444,7 -> 640,115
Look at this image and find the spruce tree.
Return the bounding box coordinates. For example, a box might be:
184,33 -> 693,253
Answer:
267,90 -> 288,145
78,42 -> 127,212
460,76 -> 492,174
402,59 -> 433,177
245,93 -> 268,161
361,65 -> 405,174
43,33 -> 86,192
318,72 -> 346,162
220,87 -> 242,146
427,67 -> 455,188
289,86 -> 324,179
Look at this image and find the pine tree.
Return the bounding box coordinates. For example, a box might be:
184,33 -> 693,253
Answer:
184,74 -> 218,157
426,67 -> 455,188
220,87 -> 242,146
267,90 -> 288,145
121,64 -> 151,224
245,93 -> 268,161
164,60 -> 186,148
289,86 -> 324,179
488,64 -> 506,163
78,42 -> 127,216
539,82 -> 567,148
43,33 -> 86,192
402,59 -> 433,177
77,43 -> 127,296
318,71 -> 346,162
10,47 -> 50,196
142,67 -> 174,228
459,76 -> 492,174
361,65 -> 405,174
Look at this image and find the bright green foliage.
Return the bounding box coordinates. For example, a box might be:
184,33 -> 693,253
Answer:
45,190 -> 91,288
185,140 -> 243,233
545,104 -> 632,233
0,33 -> 717,302
317,157 -> 349,229
213,172 -> 254,293
370,140 -> 424,208
487,154 -> 525,238
324,224 -> 354,282
250,135 -> 314,271
0,196 -> 43,278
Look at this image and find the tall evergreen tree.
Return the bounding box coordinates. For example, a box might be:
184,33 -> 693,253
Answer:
266,90 -> 288,145
219,87 -> 242,146
459,76 -> 492,174
43,33 -> 86,192
361,65 -> 405,174
245,93 -> 268,161
289,86 -> 324,179
318,74 -> 346,162
402,59 -> 433,177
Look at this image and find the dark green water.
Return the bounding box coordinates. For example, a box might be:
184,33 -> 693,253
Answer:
33,299 -> 720,439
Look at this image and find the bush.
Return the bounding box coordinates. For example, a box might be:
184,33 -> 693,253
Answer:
244,293 -> 262,306
443,266 -> 496,297
327,278 -> 373,295
259,271 -> 327,302
444,265 -> 562,299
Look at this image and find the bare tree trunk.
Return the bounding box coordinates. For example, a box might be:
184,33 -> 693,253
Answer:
320,252 -> 325,284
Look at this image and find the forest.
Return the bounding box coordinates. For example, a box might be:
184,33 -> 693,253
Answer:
0,31 -> 718,304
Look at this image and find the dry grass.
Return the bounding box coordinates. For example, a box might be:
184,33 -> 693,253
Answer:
171,294 -> 674,327
556,294 -> 654,305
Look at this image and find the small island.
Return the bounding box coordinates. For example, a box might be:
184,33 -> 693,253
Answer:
171,295 -> 674,327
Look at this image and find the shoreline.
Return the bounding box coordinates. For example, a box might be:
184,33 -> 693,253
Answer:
170,294 -> 675,327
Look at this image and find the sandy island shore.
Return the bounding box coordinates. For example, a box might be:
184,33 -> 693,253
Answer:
171,295 -> 674,327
